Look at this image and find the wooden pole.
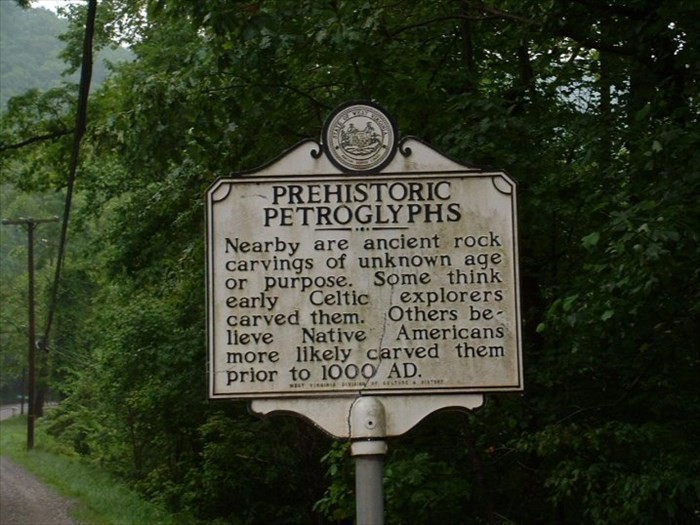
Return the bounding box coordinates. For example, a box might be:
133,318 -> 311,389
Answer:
1,217 -> 58,450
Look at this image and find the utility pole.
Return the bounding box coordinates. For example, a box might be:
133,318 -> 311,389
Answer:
1,217 -> 58,450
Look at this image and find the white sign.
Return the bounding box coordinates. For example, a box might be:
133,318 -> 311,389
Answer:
207,136 -> 522,400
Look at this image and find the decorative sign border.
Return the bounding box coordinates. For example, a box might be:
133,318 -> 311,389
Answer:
207,170 -> 522,399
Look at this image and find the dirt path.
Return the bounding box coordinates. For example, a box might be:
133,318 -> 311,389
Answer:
0,406 -> 79,524
0,457 -> 78,525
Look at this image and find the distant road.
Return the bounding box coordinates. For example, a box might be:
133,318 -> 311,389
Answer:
0,405 -> 23,422
0,403 -> 58,422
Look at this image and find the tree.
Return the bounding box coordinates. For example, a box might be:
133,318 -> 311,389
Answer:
1,0 -> 698,523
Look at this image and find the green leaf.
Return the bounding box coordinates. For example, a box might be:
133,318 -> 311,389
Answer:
582,231 -> 600,249
562,294 -> 580,312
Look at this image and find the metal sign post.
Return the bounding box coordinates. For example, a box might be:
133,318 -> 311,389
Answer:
206,102 -> 522,524
354,448 -> 386,525
351,397 -> 387,525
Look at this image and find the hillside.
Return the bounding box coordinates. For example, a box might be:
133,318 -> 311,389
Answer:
0,1 -> 132,109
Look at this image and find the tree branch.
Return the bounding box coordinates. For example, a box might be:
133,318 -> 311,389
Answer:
388,4 -> 636,59
0,129 -> 74,154
570,0 -> 649,20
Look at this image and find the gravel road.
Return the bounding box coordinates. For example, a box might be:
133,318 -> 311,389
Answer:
0,405 -> 79,524
0,455 -> 79,525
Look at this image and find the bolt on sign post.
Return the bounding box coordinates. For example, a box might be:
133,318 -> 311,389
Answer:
206,102 -> 523,524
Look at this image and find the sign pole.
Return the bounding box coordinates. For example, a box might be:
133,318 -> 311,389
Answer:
350,397 -> 387,525
352,442 -> 386,525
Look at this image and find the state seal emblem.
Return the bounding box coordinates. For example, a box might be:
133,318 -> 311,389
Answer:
322,101 -> 398,173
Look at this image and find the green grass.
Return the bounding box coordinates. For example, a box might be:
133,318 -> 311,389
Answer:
0,415 -> 182,525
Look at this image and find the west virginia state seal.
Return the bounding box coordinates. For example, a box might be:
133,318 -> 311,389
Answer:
322,101 -> 398,173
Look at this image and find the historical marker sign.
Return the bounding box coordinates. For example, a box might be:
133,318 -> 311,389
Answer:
207,103 -> 522,401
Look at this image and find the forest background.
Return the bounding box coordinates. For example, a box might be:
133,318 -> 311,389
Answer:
1,1 -> 698,524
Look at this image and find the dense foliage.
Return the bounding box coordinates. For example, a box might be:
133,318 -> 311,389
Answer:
1,0 -> 698,523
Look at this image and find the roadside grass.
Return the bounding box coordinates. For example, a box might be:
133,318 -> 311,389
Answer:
0,415 -> 184,525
